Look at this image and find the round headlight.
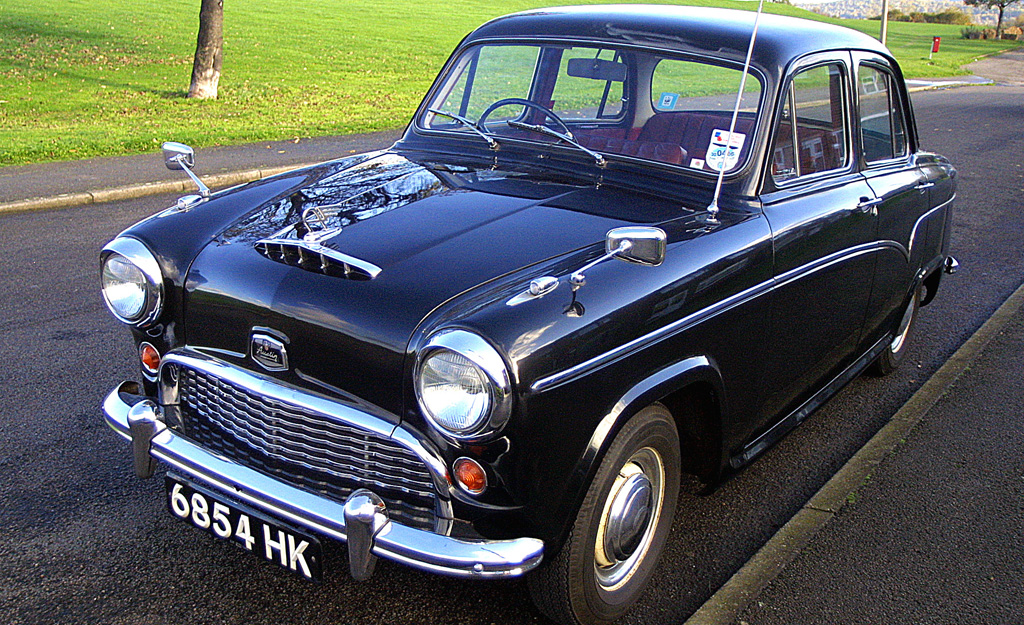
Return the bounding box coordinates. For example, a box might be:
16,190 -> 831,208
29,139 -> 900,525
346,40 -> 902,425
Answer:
102,254 -> 147,320
415,330 -> 512,442
100,237 -> 164,327
418,350 -> 491,433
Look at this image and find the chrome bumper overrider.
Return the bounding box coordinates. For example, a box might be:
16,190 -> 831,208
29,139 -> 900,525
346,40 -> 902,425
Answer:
103,382 -> 543,579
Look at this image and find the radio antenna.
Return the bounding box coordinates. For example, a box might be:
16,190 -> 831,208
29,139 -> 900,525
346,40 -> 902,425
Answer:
705,0 -> 766,224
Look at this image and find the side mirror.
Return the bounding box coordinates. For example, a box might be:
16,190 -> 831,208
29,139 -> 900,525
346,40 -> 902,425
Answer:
570,226 -> 667,290
162,142 -> 196,171
607,226 -> 666,266
160,141 -> 210,200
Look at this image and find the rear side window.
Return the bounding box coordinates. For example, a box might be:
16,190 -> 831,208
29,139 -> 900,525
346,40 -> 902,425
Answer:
771,63 -> 848,183
858,65 -> 908,163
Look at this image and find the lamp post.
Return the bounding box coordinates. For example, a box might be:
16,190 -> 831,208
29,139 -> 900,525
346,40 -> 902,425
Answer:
880,0 -> 890,43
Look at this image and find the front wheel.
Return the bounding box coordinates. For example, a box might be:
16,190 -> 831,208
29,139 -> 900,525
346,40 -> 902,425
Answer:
869,286 -> 920,376
528,404 -> 680,625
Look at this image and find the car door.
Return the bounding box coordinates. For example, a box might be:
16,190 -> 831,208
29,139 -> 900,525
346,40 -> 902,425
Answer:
758,55 -> 878,426
853,54 -> 931,346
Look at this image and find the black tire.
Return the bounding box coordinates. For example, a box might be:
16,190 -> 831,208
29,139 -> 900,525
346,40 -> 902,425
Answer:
528,404 -> 681,625
869,286 -> 920,376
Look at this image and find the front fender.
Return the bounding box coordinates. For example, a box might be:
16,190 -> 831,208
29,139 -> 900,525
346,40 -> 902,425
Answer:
537,356 -> 725,549
576,355 -> 725,484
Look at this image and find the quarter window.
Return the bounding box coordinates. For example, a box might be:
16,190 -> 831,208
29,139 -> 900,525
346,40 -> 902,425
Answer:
771,63 -> 848,182
858,65 -> 908,163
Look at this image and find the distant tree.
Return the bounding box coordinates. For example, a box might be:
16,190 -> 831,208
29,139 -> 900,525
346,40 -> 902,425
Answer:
933,10 -> 973,24
964,0 -> 1022,35
188,0 -> 223,99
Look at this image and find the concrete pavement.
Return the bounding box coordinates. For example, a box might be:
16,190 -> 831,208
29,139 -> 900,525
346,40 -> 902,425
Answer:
963,46 -> 1024,86
687,282 -> 1024,625
732,291 -> 1024,625
0,129 -> 401,214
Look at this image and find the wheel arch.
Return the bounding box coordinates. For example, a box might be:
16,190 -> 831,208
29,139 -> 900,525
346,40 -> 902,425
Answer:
574,356 -> 727,500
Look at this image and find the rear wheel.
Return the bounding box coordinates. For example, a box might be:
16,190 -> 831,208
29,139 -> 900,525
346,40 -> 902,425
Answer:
528,404 -> 680,625
869,286 -> 920,376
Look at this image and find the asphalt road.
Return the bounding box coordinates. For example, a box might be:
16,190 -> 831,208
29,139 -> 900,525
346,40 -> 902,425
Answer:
1,85 -> 1022,625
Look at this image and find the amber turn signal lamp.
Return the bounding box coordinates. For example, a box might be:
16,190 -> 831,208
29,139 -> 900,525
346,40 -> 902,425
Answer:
453,457 -> 487,495
140,342 -> 161,375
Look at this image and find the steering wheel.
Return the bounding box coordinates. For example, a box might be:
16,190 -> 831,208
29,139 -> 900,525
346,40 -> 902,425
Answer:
477,97 -> 573,136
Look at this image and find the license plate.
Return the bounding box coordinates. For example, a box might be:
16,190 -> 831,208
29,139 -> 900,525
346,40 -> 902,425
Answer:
165,475 -> 323,581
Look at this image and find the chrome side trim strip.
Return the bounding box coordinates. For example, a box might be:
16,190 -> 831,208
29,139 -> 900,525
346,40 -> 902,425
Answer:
531,278 -> 775,392
531,240 -> 905,393
773,240 -> 907,289
103,384 -> 544,579
907,194 -> 955,257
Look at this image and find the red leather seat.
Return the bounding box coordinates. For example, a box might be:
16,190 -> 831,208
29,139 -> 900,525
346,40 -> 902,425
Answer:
638,112 -> 754,169
575,112 -> 753,169
581,135 -> 685,165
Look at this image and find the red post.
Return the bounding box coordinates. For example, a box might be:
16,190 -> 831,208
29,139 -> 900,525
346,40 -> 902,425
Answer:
932,36 -> 941,54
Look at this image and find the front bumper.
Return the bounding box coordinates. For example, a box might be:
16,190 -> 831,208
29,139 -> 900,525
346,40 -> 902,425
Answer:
103,382 -> 544,579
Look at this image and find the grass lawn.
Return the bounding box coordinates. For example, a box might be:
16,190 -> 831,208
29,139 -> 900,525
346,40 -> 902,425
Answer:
1,0 -> 1020,166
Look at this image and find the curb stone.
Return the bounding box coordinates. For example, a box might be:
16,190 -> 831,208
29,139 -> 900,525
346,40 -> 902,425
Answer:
0,163 -> 319,216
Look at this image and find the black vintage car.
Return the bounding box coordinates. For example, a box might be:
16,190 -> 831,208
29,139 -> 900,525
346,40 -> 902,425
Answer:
100,5 -> 956,624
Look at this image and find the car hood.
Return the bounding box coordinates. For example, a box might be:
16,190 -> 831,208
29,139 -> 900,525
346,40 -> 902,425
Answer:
183,152 -> 664,414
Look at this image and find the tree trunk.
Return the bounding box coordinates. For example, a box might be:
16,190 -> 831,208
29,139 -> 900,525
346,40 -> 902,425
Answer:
996,4 -> 1004,37
188,0 -> 223,99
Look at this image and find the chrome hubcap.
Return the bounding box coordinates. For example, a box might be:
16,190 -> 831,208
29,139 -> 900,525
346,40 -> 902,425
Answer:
890,294 -> 916,353
594,447 -> 665,591
604,470 -> 652,561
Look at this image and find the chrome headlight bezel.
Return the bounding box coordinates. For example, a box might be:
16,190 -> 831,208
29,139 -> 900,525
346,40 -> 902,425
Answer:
414,329 -> 513,443
100,237 -> 164,327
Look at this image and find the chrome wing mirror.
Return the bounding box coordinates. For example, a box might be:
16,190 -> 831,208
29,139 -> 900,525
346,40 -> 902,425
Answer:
162,142 -> 210,207
506,226 -> 666,308
570,226 -> 666,288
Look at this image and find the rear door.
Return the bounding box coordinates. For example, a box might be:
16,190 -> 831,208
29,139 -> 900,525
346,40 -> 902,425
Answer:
758,54 -> 877,425
853,54 -> 931,346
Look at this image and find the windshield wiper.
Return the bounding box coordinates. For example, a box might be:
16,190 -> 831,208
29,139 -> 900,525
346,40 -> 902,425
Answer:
506,120 -> 606,167
427,108 -> 500,150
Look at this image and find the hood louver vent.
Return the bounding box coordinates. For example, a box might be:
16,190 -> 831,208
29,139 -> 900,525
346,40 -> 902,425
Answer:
255,239 -> 381,280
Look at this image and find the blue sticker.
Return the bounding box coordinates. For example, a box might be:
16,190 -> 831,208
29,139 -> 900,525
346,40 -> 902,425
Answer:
658,92 -> 679,110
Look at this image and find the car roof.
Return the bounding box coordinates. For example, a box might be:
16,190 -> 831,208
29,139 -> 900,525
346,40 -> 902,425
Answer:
465,4 -> 891,76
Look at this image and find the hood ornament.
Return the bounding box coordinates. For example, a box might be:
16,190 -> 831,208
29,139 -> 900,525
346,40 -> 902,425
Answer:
302,206 -> 343,243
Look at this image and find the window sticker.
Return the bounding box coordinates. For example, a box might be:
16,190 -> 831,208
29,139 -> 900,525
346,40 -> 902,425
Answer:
689,158 -> 705,169
657,92 -> 679,110
705,129 -> 746,172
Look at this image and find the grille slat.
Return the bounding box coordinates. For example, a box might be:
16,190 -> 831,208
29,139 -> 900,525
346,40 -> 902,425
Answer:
176,367 -> 439,530
190,383 -> 430,473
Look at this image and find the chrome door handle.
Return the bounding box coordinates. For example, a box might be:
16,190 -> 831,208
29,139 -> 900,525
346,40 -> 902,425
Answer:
915,181 -> 935,192
856,197 -> 882,215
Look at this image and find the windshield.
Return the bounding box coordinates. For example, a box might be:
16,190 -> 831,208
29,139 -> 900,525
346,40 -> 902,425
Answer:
421,43 -> 763,173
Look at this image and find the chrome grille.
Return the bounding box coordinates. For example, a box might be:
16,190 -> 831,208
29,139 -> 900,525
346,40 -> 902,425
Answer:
175,366 -> 438,531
